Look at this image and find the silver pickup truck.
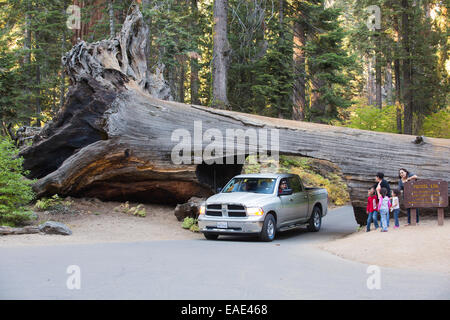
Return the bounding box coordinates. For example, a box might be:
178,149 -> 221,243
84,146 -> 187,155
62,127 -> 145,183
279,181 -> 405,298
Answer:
198,173 -> 328,241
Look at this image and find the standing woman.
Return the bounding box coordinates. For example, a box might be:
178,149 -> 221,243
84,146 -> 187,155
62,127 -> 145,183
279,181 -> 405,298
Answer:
398,168 -> 419,225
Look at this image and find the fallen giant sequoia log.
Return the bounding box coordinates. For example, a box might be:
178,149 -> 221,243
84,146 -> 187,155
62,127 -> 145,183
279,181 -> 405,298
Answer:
20,5 -> 450,225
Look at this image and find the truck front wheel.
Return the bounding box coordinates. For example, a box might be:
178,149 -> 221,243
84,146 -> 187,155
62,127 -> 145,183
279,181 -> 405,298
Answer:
307,206 -> 322,232
259,214 -> 276,242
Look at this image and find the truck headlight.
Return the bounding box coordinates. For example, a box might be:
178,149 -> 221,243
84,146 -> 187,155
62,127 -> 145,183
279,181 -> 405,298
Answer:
199,205 -> 205,215
246,207 -> 264,216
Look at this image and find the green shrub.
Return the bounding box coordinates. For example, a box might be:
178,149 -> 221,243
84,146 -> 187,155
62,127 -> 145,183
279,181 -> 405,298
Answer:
35,194 -> 72,212
421,108 -> 450,138
181,217 -> 200,232
114,202 -> 147,217
0,137 -> 35,226
129,204 -> 147,217
182,217 -> 200,232
189,224 -> 200,233
342,103 -> 449,139
343,103 -> 398,133
182,217 -> 195,229
279,156 -> 310,170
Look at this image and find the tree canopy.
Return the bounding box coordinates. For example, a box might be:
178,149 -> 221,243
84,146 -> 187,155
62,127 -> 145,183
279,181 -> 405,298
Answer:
0,0 -> 448,138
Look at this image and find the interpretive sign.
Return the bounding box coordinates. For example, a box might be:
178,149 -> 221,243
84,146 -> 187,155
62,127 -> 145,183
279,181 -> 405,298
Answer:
404,180 -> 448,226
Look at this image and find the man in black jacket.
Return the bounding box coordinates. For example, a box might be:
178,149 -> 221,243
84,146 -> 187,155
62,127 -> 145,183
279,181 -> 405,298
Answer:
374,172 -> 391,197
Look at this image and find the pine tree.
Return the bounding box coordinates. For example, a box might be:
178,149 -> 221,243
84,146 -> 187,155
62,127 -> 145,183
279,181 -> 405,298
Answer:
304,1 -> 355,123
0,137 -> 35,226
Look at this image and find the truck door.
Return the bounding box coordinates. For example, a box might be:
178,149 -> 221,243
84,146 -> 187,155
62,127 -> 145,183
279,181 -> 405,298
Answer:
278,178 -> 294,225
288,175 -> 309,221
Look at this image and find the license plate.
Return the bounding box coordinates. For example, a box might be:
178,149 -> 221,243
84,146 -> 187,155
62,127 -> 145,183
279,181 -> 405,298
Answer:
217,222 -> 228,229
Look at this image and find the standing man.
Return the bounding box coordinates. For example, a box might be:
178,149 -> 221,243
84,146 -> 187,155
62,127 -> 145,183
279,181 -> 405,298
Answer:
374,172 -> 391,197
374,172 -> 391,227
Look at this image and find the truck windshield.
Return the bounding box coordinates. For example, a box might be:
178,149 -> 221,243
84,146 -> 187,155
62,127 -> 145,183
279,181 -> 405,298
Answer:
222,178 -> 276,194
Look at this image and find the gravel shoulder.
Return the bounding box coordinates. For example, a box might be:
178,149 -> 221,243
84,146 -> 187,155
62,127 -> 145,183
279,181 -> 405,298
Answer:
0,198 -> 202,247
319,217 -> 450,274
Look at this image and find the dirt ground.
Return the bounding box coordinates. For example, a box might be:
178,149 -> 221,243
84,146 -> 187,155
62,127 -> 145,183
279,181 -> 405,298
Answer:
0,198 -> 202,247
319,217 -> 450,274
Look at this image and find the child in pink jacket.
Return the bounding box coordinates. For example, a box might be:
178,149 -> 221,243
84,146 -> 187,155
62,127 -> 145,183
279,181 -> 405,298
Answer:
377,186 -> 391,232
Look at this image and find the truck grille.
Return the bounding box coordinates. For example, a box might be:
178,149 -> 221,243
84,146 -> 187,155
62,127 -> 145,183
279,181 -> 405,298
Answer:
205,204 -> 246,217
206,204 -> 222,216
205,210 -> 222,216
227,204 -> 245,210
228,211 -> 246,217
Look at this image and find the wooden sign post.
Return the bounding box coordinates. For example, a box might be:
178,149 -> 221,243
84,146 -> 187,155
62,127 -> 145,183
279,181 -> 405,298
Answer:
404,180 -> 448,226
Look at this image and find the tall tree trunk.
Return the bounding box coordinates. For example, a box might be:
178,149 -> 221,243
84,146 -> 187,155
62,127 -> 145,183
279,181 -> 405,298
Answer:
401,0 -> 413,135
24,1 -> 32,126
307,19 -> 325,122
385,59 -> 393,105
367,55 -> 375,106
310,78 -> 326,122
166,65 -> 177,101
108,0 -> 115,38
142,0 -> 153,71
179,58 -> 185,103
35,32 -> 41,127
212,0 -> 230,109
59,3 -> 68,112
190,57 -> 200,104
277,0 -> 285,118
190,0 -> 200,104
393,14 -> 402,134
395,58 -> 403,133
375,33 -> 382,109
59,35 -> 66,112
292,18 -> 306,120
24,4 -> 31,67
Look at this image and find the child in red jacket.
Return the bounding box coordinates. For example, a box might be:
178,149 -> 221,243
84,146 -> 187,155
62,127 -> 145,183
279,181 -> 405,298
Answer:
366,187 -> 379,232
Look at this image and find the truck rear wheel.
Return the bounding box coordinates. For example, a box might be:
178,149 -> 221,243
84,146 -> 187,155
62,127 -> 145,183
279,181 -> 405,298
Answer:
307,206 -> 322,232
203,233 -> 219,240
259,214 -> 276,242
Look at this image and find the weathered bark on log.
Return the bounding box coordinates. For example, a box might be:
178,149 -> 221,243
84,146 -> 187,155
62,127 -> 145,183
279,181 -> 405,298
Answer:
0,226 -> 39,235
19,6 -> 450,226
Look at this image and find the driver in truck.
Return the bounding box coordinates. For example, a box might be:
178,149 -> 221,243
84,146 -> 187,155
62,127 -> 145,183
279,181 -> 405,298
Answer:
279,179 -> 288,193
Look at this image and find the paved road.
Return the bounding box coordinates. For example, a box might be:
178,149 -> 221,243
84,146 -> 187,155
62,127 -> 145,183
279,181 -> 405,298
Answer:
1,206 -> 449,299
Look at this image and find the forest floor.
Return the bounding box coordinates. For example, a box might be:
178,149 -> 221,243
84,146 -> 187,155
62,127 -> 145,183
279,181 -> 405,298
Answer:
0,198 -> 202,247
319,217 -> 450,274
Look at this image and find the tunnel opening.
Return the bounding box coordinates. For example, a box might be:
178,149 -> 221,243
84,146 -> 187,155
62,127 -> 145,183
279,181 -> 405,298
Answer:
195,155 -> 244,192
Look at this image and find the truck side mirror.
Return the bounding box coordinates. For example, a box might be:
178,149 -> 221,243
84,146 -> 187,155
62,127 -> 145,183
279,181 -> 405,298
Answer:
216,187 -> 222,194
279,188 -> 293,196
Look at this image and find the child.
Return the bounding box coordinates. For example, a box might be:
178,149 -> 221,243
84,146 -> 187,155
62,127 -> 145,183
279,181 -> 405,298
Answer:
391,189 -> 400,228
377,186 -> 391,232
366,187 -> 379,232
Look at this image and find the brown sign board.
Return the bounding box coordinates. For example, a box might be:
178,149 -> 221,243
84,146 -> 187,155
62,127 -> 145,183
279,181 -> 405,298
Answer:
404,180 -> 448,209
